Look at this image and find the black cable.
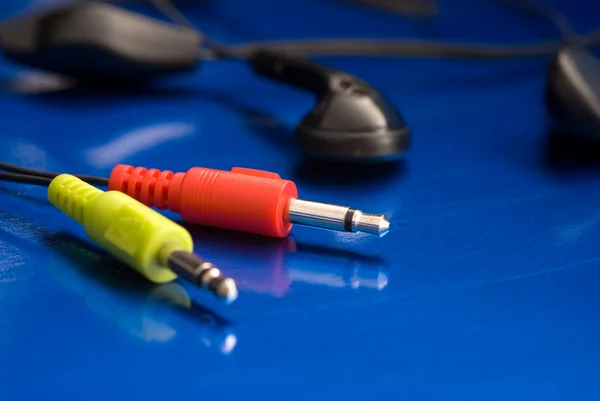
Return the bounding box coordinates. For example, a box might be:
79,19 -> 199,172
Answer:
500,0 -> 578,42
0,162 -> 109,186
222,37 -> 566,59
149,0 -> 194,27
151,0 -> 600,60
0,172 -> 53,186
341,0 -> 438,17
149,0 -> 240,59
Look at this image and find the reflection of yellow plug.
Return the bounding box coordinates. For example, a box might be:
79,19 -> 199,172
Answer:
48,174 -> 238,302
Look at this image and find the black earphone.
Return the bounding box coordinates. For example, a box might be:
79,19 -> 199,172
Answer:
545,47 -> 600,140
0,1 -> 410,163
250,51 -> 409,161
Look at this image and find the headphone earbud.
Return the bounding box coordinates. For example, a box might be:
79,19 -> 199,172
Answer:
545,47 -> 600,140
250,51 -> 410,162
0,2 -> 201,81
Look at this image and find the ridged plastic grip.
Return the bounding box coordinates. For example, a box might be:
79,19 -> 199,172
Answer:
48,174 -> 194,283
109,165 -> 299,238
47,175 -> 102,225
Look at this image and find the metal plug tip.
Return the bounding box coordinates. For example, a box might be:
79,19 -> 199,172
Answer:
378,216 -> 390,237
218,278 -> 238,304
166,250 -> 238,304
354,213 -> 391,237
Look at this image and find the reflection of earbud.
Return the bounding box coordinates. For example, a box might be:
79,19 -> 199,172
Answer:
250,51 -> 411,162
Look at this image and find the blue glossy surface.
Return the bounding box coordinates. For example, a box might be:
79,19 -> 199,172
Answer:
1,0 -> 600,399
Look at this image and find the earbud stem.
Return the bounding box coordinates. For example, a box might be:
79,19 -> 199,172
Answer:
249,50 -> 334,94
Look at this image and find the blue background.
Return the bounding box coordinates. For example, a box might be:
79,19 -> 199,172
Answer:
1,0 -> 600,400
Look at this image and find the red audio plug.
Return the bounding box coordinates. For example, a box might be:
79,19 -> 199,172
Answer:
108,165 -> 390,238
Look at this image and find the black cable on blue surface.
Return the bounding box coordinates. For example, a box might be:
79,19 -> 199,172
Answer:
151,0 -> 600,60
0,172 -> 53,186
500,0 -> 578,41
149,0 -> 239,59
0,162 -> 109,186
342,0 -> 438,17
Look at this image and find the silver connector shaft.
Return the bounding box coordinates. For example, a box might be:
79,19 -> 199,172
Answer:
167,251 -> 238,303
286,198 -> 390,237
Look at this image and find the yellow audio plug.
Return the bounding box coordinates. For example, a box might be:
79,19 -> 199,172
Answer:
47,174 -> 238,303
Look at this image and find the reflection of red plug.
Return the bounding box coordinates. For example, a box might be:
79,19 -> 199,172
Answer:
232,238 -> 296,298
109,164 -> 390,238
181,225 -> 296,298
